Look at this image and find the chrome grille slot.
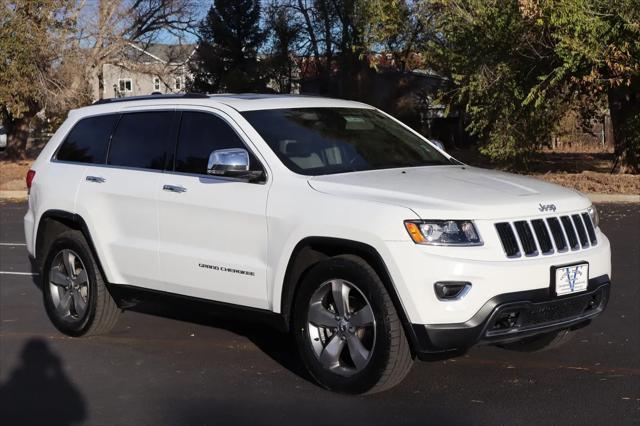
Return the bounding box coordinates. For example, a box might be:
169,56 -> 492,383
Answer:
531,219 -> 553,254
572,214 -> 589,247
495,223 -> 520,257
581,213 -> 597,244
513,221 -> 538,256
546,217 -> 567,252
561,216 -> 580,250
495,210 -> 596,259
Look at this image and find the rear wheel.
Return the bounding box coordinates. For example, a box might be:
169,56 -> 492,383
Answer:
293,255 -> 413,394
42,230 -> 120,336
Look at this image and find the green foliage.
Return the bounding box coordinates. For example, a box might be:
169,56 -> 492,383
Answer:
0,0 -> 73,119
0,0 -> 77,158
188,0 -> 266,93
262,2 -> 302,93
422,0 -> 640,171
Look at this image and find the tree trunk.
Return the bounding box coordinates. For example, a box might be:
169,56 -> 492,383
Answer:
607,77 -> 640,173
5,114 -> 35,160
97,65 -> 105,100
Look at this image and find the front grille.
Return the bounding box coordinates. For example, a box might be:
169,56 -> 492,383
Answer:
495,210 -> 597,258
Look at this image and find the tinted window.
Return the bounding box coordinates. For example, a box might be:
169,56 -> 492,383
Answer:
108,112 -> 174,170
56,115 -> 119,164
242,108 -> 452,175
175,112 -> 253,174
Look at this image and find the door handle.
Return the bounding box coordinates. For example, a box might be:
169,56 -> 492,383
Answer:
163,184 -> 187,193
86,176 -> 106,183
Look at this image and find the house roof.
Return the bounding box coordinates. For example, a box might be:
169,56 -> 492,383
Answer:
124,43 -> 196,64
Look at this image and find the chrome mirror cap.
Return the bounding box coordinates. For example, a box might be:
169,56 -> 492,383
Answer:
207,148 -> 250,176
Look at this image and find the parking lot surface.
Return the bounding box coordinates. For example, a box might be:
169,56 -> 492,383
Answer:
1,201 -> 638,425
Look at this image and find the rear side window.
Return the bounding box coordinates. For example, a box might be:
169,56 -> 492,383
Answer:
174,112 -> 254,174
56,115 -> 119,164
108,111 -> 174,170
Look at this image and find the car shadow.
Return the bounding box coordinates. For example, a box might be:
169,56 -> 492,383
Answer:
122,295 -> 314,384
0,338 -> 87,426
28,255 -> 42,291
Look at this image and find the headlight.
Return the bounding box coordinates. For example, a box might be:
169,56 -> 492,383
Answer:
404,220 -> 483,246
587,205 -> 599,228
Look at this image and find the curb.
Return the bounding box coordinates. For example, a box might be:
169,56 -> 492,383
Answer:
0,190 -> 638,203
587,194 -> 640,203
0,190 -> 28,201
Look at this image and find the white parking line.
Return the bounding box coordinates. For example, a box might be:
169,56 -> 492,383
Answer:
0,271 -> 38,276
0,243 -> 26,246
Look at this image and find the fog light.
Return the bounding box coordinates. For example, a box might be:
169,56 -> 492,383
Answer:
434,281 -> 471,300
492,311 -> 520,330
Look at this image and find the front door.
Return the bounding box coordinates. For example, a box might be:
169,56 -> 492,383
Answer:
156,110 -> 270,308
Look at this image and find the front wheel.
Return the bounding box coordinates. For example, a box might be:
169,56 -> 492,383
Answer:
293,255 -> 413,394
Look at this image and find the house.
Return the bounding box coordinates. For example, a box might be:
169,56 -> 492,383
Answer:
94,43 -> 196,100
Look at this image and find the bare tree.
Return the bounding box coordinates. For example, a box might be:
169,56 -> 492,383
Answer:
78,0 -> 199,100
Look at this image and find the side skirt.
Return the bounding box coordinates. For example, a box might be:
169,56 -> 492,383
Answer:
107,284 -> 288,333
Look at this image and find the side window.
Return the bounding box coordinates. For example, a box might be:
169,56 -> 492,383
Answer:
108,111 -> 174,170
56,115 -> 119,164
175,112 -> 258,175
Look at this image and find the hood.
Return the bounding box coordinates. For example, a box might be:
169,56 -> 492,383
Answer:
308,166 -> 591,220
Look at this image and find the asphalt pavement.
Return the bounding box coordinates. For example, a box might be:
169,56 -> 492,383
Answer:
0,201 -> 638,426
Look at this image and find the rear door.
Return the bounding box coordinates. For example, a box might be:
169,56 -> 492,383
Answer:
75,110 -> 177,288
156,109 -> 270,308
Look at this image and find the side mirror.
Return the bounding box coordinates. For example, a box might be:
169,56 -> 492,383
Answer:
207,148 -> 264,181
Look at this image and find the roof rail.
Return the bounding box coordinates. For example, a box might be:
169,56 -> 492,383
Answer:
93,93 -> 209,105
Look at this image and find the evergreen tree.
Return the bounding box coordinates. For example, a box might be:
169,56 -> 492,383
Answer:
189,0 -> 266,93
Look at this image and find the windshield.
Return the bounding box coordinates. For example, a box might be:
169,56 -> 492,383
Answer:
241,108 -> 452,175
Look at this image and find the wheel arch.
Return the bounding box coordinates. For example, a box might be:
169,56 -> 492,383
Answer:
279,236 -> 420,354
35,210 -> 106,280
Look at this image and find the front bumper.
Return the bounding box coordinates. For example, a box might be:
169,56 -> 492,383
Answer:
411,274 -> 610,357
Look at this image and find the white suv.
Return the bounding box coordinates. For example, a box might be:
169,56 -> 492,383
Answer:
24,94 -> 611,394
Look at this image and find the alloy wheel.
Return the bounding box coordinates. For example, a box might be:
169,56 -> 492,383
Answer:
48,249 -> 90,322
306,279 -> 376,377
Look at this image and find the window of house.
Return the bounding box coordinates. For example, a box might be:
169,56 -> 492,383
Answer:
107,111 -> 174,170
56,114 -> 120,164
118,79 -> 133,92
174,77 -> 182,91
153,77 -> 161,91
174,112 -> 259,175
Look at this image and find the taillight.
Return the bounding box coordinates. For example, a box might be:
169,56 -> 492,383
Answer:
26,170 -> 36,190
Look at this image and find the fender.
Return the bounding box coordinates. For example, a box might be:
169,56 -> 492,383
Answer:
278,236 -> 423,355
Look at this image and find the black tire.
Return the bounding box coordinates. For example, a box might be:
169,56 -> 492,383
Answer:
293,254 -> 413,394
497,328 -> 574,352
42,230 -> 120,337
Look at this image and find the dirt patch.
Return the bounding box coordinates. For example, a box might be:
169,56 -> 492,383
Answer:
450,148 -> 638,194
0,160 -> 32,191
531,171 -> 639,195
